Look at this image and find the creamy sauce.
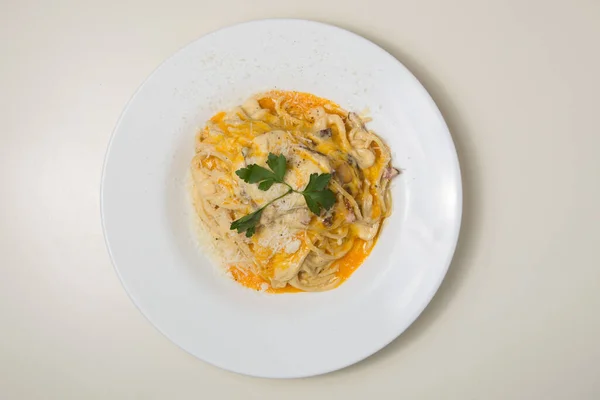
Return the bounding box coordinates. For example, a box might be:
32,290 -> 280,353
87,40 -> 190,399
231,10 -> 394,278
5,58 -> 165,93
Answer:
190,90 -> 396,292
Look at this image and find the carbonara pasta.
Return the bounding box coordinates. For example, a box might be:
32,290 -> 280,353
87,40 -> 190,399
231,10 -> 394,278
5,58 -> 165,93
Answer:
190,90 -> 398,292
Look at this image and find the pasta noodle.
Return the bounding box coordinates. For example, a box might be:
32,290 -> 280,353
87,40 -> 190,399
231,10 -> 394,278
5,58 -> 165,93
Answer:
190,90 -> 398,292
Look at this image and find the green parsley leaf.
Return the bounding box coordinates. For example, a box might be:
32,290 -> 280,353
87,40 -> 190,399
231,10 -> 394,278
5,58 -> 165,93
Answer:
258,180 -> 276,191
303,193 -> 319,215
303,188 -> 336,215
266,153 -> 287,181
304,173 -> 332,192
234,153 -> 287,192
235,164 -> 276,184
230,209 -> 264,238
302,173 -> 336,215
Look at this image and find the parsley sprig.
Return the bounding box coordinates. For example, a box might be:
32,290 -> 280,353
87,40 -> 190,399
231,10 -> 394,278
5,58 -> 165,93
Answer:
230,153 -> 336,237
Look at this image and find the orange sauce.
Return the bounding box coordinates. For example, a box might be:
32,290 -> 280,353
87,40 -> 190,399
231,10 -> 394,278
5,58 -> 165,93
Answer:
229,238 -> 375,293
229,266 -> 303,294
259,90 -> 345,117
332,239 -> 375,280
257,97 -> 276,111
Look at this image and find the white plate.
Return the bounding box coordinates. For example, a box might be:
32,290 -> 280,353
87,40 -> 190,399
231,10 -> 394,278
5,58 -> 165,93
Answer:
101,19 -> 462,378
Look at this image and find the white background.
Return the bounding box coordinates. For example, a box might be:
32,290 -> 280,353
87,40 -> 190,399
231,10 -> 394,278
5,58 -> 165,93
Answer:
1,0 -> 599,398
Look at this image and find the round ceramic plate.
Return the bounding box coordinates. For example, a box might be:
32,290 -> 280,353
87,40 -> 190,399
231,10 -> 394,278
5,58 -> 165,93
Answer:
101,19 -> 462,378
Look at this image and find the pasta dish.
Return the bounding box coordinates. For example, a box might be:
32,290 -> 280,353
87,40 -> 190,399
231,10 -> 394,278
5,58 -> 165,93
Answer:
190,90 -> 398,292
